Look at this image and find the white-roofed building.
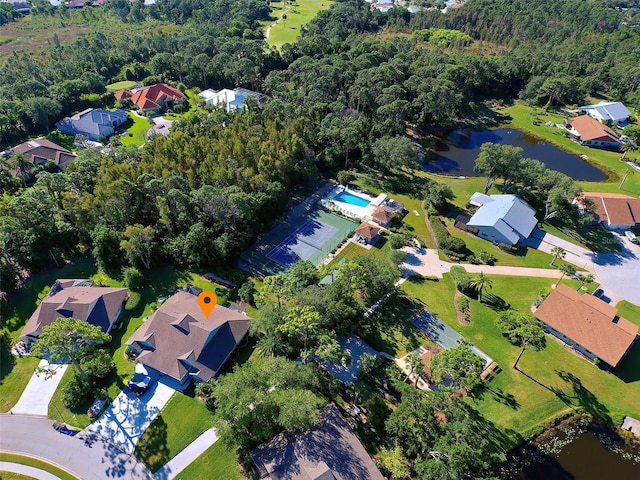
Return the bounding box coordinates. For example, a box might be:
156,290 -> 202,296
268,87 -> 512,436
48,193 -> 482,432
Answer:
198,87 -> 265,113
467,193 -> 537,246
581,101 -> 631,125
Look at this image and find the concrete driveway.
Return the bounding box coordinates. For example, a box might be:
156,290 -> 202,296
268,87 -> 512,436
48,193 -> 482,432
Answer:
527,228 -> 595,272
81,381 -> 174,455
593,233 -> 640,306
0,414 -> 154,480
11,359 -> 68,416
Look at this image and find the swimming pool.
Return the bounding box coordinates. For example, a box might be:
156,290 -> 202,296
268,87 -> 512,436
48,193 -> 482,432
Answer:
334,191 -> 371,207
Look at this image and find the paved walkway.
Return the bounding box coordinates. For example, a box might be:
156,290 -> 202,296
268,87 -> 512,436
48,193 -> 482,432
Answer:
0,415 -> 154,479
154,428 -> 219,480
401,247 -> 563,279
11,360 -> 69,416
81,382 -> 174,455
0,461 -> 61,479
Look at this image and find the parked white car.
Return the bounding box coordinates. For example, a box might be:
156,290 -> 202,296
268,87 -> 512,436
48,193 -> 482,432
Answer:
624,230 -> 638,244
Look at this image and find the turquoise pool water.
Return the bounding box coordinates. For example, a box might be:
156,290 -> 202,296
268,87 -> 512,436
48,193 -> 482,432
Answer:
334,191 -> 370,207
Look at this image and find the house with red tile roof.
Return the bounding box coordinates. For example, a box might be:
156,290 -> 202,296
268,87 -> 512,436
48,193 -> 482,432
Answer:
354,222 -> 380,245
534,284 -> 637,368
117,84 -> 185,114
371,206 -> 394,228
127,289 -> 251,391
580,192 -> 640,230
21,279 -> 128,346
565,115 -> 620,148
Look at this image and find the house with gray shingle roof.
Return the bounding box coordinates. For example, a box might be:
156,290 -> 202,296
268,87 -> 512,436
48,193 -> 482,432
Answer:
126,290 -> 250,391
56,108 -> 128,141
21,279 -> 128,346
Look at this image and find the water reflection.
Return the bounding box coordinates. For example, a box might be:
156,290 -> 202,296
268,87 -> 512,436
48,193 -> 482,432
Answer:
423,129 -> 606,182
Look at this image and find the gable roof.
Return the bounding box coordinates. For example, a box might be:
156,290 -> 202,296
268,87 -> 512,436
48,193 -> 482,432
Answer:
581,101 -> 631,123
127,291 -> 250,383
9,137 -> 76,169
534,284 -> 637,366
251,403 -> 384,480
355,222 -> 380,240
583,192 -> 640,227
468,193 -> 537,242
129,84 -> 184,111
114,90 -> 132,101
567,115 -> 620,142
21,280 -> 128,341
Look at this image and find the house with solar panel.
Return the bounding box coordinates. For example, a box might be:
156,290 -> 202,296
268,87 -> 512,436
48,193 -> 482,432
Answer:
126,289 -> 251,391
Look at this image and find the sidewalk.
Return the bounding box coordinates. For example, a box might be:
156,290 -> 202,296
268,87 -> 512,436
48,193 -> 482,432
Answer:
0,461 -> 60,480
11,359 -> 68,416
154,429 -> 219,480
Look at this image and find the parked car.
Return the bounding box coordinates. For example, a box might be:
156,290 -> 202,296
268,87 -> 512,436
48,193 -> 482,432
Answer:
624,230 -> 638,243
87,397 -> 107,419
126,363 -> 152,396
593,288 -> 604,299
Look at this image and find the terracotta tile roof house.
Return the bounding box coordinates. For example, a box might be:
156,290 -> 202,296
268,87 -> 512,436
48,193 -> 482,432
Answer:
251,403 -> 384,480
21,279 -> 128,346
2,138 -> 76,174
354,222 -> 380,245
581,192 -> 640,229
534,284 -> 638,367
371,206 -> 394,228
127,290 -> 250,391
565,115 -> 620,148
119,84 -> 185,113
57,108 -> 128,142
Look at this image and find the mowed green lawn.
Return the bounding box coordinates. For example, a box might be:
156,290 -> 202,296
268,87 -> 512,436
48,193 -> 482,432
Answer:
402,274 -> 640,443
119,113 -> 150,147
0,453 -> 79,480
135,392 -> 214,472
175,441 -> 243,480
106,80 -> 137,91
266,0 -> 334,49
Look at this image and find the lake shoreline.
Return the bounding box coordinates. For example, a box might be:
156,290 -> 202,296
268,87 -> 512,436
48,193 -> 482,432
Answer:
501,413 -> 640,479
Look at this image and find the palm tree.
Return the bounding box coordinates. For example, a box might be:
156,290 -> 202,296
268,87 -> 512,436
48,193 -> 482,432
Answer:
557,264 -> 576,284
577,273 -> 595,291
404,352 -> 424,387
469,272 -> 493,303
550,246 -> 566,266
620,140 -> 637,160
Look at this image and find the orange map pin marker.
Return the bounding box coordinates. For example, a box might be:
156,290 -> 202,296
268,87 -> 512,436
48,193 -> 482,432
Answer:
198,291 -> 217,319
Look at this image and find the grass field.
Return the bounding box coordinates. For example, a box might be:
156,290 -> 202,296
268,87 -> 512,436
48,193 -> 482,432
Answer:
402,274 -> 640,443
119,113 -> 150,147
0,453 -> 78,480
106,81 -> 137,91
265,0 -> 334,49
135,392 -> 214,472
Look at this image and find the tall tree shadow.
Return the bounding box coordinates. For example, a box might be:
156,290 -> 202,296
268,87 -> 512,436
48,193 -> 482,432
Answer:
553,370 -> 611,423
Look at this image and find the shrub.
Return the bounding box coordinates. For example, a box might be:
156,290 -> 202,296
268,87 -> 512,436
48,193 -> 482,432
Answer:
498,243 -> 513,252
450,266 -> 470,292
389,250 -> 407,266
123,267 -> 145,291
195,379 -> 216,399
458,295 -> 470,320
62,374 -> 93,409
430,216 -> 466,254
337,170 -> 354,185
389,233 -> 407,250
478,250 -> 497,265
364,395 -> 391,430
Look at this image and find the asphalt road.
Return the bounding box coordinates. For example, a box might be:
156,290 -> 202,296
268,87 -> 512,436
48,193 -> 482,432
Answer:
0,414 -> 155,480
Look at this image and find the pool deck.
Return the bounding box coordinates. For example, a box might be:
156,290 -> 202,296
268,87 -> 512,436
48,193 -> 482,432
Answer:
321,185 -> 375,219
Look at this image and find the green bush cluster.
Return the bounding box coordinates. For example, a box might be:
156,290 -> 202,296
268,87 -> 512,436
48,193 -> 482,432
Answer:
450,266 -> 470,292
430,216 -> 467,256
458,295 -> 470,320
62,375 -> 93,409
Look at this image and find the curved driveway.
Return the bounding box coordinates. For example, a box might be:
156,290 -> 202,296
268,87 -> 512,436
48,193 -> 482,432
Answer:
0,415 -> 155,480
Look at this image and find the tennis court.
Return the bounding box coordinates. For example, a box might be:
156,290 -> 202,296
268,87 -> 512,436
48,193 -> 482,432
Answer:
241,203 -> 358,276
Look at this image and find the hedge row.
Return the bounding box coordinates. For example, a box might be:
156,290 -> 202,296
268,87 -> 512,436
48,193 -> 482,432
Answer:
429,216 -> 467,255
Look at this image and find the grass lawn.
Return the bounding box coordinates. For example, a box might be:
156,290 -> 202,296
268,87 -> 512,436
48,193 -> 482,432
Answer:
135,391 -> 214,472
543,219 -> 622,253
0,473 -> 37,480
0,453 -> 78,480
265,0 -> 334,49
402,273 -> 640,443
331,237 -> 393,264
106,80 -> 137,91
616,300 -> 640,328
119,113 -> 150,147
498,102 -> 640,196
174,440 -> 243,480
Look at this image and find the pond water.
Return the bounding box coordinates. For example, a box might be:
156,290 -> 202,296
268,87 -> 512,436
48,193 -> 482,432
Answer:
423,128 -> 606,181
505,428 -> 640,479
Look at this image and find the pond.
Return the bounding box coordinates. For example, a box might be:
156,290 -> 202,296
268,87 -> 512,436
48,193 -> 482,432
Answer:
423,128 -> 606,182
503,418 -> 640,479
